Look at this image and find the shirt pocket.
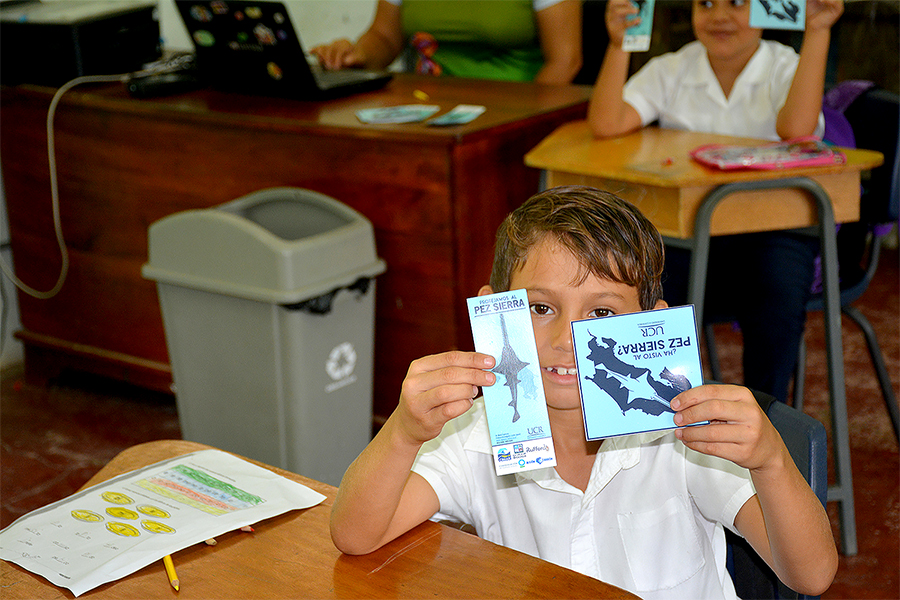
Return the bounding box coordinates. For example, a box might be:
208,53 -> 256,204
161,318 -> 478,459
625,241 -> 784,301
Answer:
617,494 -> 706,592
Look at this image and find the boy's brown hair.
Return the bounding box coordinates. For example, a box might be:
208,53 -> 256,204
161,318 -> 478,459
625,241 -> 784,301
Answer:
489,186 -> 665,310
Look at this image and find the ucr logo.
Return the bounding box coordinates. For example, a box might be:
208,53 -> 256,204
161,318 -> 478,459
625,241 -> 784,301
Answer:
640,323 -> 665,338
326,342 -> 357,381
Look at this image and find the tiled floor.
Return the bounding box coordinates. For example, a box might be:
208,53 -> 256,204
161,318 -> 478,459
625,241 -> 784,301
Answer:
708,248 -> 899,600
2,249 -> 898,599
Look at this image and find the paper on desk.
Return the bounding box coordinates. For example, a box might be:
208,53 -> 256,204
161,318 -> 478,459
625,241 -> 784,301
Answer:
0,449 -> 326,597
427,104 -> 485,126
356,104 -> 440,124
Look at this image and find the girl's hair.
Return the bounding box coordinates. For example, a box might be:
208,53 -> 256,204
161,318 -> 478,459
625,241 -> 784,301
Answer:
489,186 -> 665,310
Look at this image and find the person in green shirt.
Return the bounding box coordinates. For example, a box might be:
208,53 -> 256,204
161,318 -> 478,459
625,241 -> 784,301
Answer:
311,0 -> 582,84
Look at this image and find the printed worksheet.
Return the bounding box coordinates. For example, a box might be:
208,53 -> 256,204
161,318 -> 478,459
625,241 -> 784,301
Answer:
0,450 -> 326,596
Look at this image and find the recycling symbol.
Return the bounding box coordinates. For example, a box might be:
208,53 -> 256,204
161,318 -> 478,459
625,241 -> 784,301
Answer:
326,342 -> 357,381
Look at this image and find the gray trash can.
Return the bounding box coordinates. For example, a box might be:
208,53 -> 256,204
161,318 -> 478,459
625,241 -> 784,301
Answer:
142,187 -> 386,487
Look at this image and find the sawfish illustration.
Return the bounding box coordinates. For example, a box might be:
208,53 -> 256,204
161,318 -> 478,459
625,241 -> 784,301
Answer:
601,369 -> 674,416
758,0 -> 801,23
583,333 -> 690,416
493,313 -> 529,423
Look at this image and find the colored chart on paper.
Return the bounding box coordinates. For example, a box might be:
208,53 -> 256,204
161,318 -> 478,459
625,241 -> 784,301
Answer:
135,464 -> 264,515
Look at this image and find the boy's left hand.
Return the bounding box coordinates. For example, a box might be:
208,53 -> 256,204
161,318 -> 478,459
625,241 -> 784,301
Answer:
806,0 -> 844,32
671,384 -> 783,472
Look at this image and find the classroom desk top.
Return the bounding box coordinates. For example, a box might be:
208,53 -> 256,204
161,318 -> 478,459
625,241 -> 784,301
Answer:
12,73 -> 592,142
525,121 -> 884,238
0,440 -> 637,599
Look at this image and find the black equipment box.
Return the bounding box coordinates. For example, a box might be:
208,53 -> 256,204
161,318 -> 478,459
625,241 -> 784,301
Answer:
0,1 -> 161,87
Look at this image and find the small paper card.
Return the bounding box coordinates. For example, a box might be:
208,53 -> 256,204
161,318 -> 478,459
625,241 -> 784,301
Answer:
356,104 -> 440,124
467,289 -> 557,475
750,0 -> 806,31
622,0 -> 655,52
427,104 -> 486,126
571,305 -> 705,440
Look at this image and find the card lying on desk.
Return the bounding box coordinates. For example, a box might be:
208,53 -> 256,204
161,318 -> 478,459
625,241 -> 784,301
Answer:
427,104 -> 485,126
571,305 -> 705,440
467,289 -> 557,475
356,104 -> 440,124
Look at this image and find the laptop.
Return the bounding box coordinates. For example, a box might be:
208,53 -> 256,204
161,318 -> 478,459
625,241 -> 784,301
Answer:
175,0 -> 392,99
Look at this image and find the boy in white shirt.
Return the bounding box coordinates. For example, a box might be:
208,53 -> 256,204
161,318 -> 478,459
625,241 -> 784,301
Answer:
588,0 -> 845,404
330,185 -> 837,599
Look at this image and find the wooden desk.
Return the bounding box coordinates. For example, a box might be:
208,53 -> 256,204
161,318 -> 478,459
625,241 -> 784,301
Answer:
526,121 -> 884,557
0,75 -> 590,425
525,122 -> 881,238
0,440 -> 636,599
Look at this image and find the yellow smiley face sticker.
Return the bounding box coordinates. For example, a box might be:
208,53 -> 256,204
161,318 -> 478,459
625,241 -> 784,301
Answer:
71,509 -> 103,522
106,507 -> 139,520
137,505 -> 170,518
101,491 -> 133,505
106,522 -> 140,537
141,520 -> 176,534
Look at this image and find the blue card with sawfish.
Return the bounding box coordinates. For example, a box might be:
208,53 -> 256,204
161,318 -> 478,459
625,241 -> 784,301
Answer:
467,289 -> 557,476
571,305 -> 705,440
750,0 -> 806,31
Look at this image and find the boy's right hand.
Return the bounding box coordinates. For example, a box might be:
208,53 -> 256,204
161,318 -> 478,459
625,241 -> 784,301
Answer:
331,351 -> 492,556
395,351 -> 496,447
605,0 -> 640,49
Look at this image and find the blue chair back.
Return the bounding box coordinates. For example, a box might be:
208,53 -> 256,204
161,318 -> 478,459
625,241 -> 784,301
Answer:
843,87 -> 900,224
727,390 -> 828,600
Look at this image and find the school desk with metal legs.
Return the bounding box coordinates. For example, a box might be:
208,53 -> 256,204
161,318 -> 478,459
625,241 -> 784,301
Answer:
525,122 -> 884,556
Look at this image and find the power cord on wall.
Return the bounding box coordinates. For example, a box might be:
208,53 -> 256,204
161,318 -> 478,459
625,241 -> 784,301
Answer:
0,55 -> 197,302
0,241 -> 9,361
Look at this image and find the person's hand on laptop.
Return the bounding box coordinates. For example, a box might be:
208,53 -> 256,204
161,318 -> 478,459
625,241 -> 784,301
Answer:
310,39 -> 368,70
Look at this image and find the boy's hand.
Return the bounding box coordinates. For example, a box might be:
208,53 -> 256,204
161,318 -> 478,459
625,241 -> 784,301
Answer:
806,0 -> 844,32
671,384 -> 783,472
395,351 -> 496,448
605,0 -> 640,49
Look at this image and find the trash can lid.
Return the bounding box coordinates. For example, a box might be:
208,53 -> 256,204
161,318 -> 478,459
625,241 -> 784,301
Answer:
142,188 -> 386,304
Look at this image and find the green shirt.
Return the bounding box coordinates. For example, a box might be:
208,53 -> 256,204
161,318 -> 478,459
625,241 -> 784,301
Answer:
401,0 -> 544,82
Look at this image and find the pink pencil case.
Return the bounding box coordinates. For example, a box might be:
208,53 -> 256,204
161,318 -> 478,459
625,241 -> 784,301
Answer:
690,136 -> 847,170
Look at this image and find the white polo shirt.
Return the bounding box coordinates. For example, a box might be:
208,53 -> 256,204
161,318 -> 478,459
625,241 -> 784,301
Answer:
412,399 -> 756,600
623,40 -> 825,141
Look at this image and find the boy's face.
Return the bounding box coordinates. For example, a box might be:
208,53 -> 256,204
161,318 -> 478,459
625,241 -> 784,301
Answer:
481,237 -> 665,413
692,0 -> 762,66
